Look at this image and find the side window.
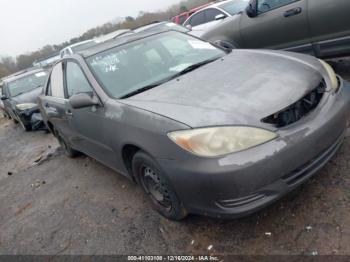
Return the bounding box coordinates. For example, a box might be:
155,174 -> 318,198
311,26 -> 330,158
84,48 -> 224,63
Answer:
188,11 -> 206,27
257,0 -> 297,13
178,14 -> 187,25
205,9 -> 226,22
50,62 -> 65,98
65,62 -> 93,98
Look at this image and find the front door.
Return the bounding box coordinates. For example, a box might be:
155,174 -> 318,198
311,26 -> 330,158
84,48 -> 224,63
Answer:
64,61 -> 116,167
240,0 -> 311,53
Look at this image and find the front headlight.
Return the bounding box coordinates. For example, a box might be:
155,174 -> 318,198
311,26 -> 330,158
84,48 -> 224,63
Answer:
16,103 -> 37,111
319,59 -> 339,91
168,126 -> 278,157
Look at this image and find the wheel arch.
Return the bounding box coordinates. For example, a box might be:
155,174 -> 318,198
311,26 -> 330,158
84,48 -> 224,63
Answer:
121,144 -> 143,182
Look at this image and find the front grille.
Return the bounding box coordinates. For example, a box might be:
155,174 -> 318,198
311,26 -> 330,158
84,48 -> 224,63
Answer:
262,81 -> 326,128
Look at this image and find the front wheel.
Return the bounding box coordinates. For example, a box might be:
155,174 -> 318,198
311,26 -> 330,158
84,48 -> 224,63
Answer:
132,151 -> 188,221
18,119 -> 32,132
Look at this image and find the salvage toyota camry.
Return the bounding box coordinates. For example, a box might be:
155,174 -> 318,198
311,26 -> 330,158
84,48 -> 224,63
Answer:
39,30 -> 350,220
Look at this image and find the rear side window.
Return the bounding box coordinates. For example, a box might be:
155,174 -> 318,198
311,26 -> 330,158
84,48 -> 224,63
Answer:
188,11 -> 206,27
205,8 -> 226,22
219,0 -> 249,15
65,62 -> 93,98
257,0 -> 297,13
50,62 -> 65,98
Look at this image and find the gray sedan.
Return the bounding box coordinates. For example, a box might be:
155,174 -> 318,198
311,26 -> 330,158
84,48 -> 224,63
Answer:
39,30 -> 350,220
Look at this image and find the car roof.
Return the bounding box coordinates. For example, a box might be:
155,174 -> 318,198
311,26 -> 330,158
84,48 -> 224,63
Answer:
204,0 -> 235,9
133,21 -> 167,32
79,26 -> 189,58
95,29 -> 132,43
65,39 -> 97,49
2,68 -> 47,83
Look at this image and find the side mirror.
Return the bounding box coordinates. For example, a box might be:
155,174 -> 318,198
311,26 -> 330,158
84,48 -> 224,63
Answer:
69,93 -> 99,109
246,0 -> 258,18
1,95 -> 8,101
215,14 -> 226,21
185,24 -> 192,31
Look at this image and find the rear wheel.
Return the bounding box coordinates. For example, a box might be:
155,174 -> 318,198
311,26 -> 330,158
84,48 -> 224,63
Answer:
57,133 -> 79,158
132,151 -> 187,221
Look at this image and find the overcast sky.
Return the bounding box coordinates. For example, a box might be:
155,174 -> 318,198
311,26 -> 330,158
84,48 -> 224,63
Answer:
0,0 -> 181,56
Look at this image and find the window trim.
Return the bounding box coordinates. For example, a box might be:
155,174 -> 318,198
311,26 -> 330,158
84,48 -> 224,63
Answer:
257,0 -> 301,15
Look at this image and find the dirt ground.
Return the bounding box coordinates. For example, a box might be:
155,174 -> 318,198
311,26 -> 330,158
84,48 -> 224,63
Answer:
0,58 -> 349,256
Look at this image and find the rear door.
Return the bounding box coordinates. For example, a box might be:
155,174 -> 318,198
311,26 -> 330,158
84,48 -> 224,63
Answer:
40,62 -> 73,140
240,0 -> 311,53
308,0 -> 350,57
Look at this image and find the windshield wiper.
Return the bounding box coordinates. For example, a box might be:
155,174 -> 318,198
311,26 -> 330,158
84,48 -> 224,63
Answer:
120,57 -> 221,99
13,92 -> 25,97
120,83 -> 161,99
171,57 -> 221,78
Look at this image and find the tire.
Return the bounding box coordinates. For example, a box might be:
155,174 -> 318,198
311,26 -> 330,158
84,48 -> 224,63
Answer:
18,119 -> 32,132
132,151 -> 188,221
23,124 -> 32,132
57,133 -> 79,158
13,119 -> 19,124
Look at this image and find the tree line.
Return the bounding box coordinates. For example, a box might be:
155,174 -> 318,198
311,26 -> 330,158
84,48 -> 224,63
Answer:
0,0 -> 211,79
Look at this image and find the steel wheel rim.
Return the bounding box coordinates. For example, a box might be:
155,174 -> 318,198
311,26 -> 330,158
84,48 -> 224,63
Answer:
142,166 -> 172,212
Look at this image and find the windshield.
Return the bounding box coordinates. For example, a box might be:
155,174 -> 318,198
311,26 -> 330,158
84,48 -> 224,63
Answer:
86,31 -> 225,98
7,71 -> 47,97
71,41 -> 98,52
219,0 -> 249,15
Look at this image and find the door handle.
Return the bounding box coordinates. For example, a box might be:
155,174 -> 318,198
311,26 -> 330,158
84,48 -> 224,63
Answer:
283,7 -> 302,17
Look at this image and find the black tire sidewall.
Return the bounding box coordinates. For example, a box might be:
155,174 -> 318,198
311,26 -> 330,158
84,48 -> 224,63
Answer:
132,151 -> 187,221
57,133 -> 78,158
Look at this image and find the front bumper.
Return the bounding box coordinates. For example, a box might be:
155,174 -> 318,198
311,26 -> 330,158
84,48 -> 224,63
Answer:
157,79 -> 350,218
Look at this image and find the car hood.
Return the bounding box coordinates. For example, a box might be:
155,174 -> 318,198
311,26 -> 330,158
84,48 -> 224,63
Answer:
12,86 -> 42,105
122,49 -> 329,128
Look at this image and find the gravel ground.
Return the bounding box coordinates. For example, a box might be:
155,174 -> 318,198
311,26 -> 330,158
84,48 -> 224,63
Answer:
0,58 -> 349,256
